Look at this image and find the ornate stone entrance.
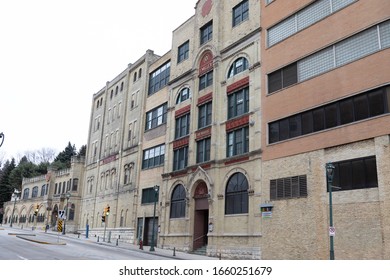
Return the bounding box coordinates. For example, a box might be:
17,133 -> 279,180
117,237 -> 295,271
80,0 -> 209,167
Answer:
193,182 -> 209,251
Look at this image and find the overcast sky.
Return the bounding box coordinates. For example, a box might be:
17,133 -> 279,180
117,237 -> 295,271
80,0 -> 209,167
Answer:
0,0 -> 195,162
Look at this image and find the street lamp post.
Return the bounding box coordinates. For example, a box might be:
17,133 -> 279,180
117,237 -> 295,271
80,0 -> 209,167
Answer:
150,185 -> 159,252
326,162 -> 335,260
10,189 -> 20,227
63,191 -> 71,235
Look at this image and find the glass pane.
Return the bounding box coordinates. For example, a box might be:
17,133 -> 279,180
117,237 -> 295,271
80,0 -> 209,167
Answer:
352,159 -> 365,189
365,157 -> 378,188
354,95 -> 369,121
297,0 -> 330,31
368,89 -> 385,117
301,111 -> 313,135
324,103 -> 338,128
335,27 -> 379,66
339,99 -> 354,124
298,47 -> 334,81
268,16 -> 296,46
380,20 -> 390,49
312,108 -> 325,132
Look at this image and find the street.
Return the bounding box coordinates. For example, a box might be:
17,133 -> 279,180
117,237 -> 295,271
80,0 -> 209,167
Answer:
0,226 -> 182,260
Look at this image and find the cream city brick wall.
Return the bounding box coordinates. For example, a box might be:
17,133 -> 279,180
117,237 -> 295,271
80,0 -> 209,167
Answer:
261,137 -> 390,259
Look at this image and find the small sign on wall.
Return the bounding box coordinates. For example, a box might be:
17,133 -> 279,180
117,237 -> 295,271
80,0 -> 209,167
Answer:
260,203 -> 274,218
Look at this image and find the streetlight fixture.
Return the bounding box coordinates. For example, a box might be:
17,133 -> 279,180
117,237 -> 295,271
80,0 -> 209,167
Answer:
326,162 -> 335,260
150,185 -> 159,252
10,189 -> 20,227
63,191 -> 71,235
0,132 -> 4,147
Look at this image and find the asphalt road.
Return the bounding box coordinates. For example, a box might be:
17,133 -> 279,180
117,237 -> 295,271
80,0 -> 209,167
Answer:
0,227 -> 176,260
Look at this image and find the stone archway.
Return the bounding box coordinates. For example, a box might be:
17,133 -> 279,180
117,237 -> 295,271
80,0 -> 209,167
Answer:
193,181 -> 209,251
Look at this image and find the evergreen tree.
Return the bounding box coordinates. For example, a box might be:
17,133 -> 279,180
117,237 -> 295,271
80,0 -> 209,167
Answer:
0,159 -> 16,214
78,145 -> 87,157
53,142 -> 77,168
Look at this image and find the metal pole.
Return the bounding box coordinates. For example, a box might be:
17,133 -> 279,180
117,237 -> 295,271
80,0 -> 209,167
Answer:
326,163 -> 335,260
150,185 -> 159,251
328,177 -> 334,260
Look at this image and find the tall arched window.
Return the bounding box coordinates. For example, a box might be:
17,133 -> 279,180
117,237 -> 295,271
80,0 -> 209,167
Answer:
32,186 -> 38,198
228,57 -> 249,78
225,172 -> 249,214
170,184 -> 186,218
69,204 -> 75,221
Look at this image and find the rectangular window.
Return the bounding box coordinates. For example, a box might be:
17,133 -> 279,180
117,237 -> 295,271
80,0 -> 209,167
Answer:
228,87 -> 249,119
227,126 -> 249,157
267,0 -> 357,47
199,71 -> 213,90
197,137 -> 211,163
332,156 -> 378,191
200,21 -> 213,45
173,146 -> 188,171
270,175 -> 307,200
268,63 -> 297,93
233,0 -> 249,27
148,61 -> 171,95
175,113 -> 190,139
142,144 -> 165,169
178,41 -> 189,63
268,85 -> 390,144
141,187 -> 159,204
269,19 -> 390,93
198,102 -> 212,129
145,103 -> 168,130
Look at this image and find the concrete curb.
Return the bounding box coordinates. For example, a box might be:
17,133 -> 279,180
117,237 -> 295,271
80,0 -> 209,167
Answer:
15,235 -> 66,245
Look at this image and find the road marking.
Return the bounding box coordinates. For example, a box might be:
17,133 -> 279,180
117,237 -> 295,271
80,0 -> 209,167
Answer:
17,255 -> 28,260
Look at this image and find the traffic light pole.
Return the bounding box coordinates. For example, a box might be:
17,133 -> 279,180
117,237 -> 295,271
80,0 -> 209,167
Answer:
103,214 -> 107,242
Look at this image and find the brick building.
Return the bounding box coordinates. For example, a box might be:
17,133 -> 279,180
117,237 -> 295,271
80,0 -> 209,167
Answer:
3,0 -> 390,259
260,0 -> 390,259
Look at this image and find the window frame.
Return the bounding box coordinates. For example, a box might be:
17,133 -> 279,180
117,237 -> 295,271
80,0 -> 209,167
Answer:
178,40 -> 189,63
200,21 -> 213,45
232,0 -> 249,27
170,184 -> 186,218
227,126 -> 249,157
225,172 -> 249,215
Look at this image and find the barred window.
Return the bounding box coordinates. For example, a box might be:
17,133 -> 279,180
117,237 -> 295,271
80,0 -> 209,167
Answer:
270,175 -> 307,200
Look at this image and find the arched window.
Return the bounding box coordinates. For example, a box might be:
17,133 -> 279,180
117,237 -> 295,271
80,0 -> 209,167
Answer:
23,188 -> 29,199
176,88 -> 191,104
41,185 -> 46,197
170,184 -> 186,218
72,178 -> 79,191
225,172 -> 249,214
228,57 -> 249,78
138,68 -> 142,78
133,72 -> 137,82
32,186 -> 38,198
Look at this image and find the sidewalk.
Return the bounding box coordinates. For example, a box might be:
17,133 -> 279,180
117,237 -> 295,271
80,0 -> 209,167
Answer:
1,225 -> 219,260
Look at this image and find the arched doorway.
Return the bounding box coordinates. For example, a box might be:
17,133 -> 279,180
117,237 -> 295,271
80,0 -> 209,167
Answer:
193,181 -> 209,251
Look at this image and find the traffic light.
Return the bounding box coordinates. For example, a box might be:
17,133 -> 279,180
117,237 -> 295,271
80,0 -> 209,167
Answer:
101,215 -> 105,222
106,206 -> 110,215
